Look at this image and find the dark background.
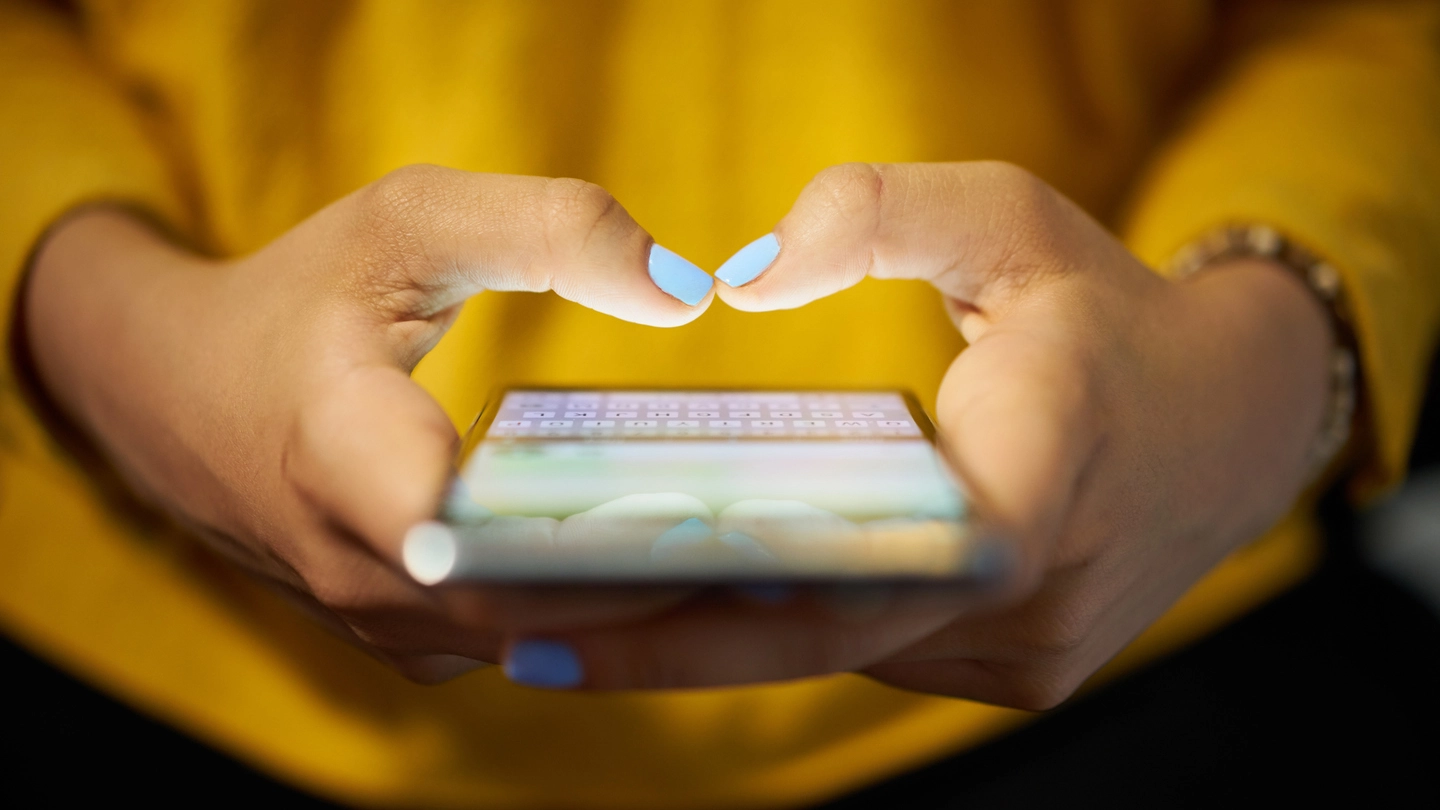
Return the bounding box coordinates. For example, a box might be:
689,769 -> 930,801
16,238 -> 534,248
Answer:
5,353 -> 1440,808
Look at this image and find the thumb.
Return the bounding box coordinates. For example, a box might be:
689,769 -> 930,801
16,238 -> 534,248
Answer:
713,161 -> 1094,314
324,166 -> 715,338
286,364 -> 457,561
934,318 -> 1098,593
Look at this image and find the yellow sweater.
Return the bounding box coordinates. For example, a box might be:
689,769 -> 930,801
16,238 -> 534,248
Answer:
3,1 -> 1439,807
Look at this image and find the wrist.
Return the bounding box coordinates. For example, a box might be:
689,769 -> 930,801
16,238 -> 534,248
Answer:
1196,254 -> 1335,359
1168,223 -> 1360,486
22,208 -> 214,460
1180,254 -> 1337,487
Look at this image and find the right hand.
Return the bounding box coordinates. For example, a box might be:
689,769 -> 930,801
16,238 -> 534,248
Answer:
22,165 -> 714,682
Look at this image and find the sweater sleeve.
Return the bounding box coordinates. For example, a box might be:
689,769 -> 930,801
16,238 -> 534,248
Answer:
1120,0 -> 1440,499
1,0 -> 184,460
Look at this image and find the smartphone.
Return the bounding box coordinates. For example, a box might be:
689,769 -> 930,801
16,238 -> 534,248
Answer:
404,387 -> 990,584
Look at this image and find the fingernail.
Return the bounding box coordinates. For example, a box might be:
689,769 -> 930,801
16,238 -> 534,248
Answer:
504,639 -> 584,689
717,530 -> 777,562
650,517 -> 714,561
648,244 -> 713,306
715,233 -> 780,287
968,536 -> 1017,585
403,521 -> 458,585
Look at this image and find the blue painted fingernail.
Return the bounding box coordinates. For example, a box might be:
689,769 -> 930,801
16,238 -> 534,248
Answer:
650,516 -> 714,560
504,640 -> 584,689
715,233 -> 780,287
717,530 -> 777,562
648,244 -> 713,306
968,538 -> 1016,585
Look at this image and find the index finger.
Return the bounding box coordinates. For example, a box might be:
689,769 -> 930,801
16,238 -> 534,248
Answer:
715,162 -> 1107,589
324,166 -> 715,333
713,161 -> 1109,315
500,584 -> 968,690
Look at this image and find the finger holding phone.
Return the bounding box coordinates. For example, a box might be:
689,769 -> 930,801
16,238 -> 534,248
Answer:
499,162 -> 1335,709
22,166 -> 718,683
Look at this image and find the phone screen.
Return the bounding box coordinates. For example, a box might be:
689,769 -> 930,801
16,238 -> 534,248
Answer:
405,388 -> 985,583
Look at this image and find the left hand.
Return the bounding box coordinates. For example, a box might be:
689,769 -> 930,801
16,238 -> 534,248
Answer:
499,162 -> 1335,709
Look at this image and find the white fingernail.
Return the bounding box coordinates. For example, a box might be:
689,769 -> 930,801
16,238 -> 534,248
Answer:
403,521 -> 458,585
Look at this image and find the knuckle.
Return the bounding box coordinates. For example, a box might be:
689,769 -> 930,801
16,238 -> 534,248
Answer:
542,177 -> 630,251
299,558 -> 396,622
392,656 -> 476,686
544,177 -> 617,221
808,162 -> 885,222
283,396 -> 339,500
326,600 -> 432,658
1024,608 -> 1092,660
974,161 -> 1052,215
1005,668 -> 1081,711
347,165 -> 458,295
361,164 -> 450,232
347,621 -> 404,653
984,163 -> 1062,240
307,574 -> 366,615
962,161 -> 1065,288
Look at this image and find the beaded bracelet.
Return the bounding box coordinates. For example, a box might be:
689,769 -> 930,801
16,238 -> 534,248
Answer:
1164,225 -> 1358,484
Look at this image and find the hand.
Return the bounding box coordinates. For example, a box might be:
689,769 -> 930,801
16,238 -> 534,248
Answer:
500,162 -> 1334,708
22,166 -> 717,682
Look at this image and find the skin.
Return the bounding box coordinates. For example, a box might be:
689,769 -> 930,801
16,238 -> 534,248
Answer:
23,161 -> 1333,707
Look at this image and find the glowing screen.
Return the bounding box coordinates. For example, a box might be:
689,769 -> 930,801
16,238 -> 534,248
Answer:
405,390 -> 981,583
